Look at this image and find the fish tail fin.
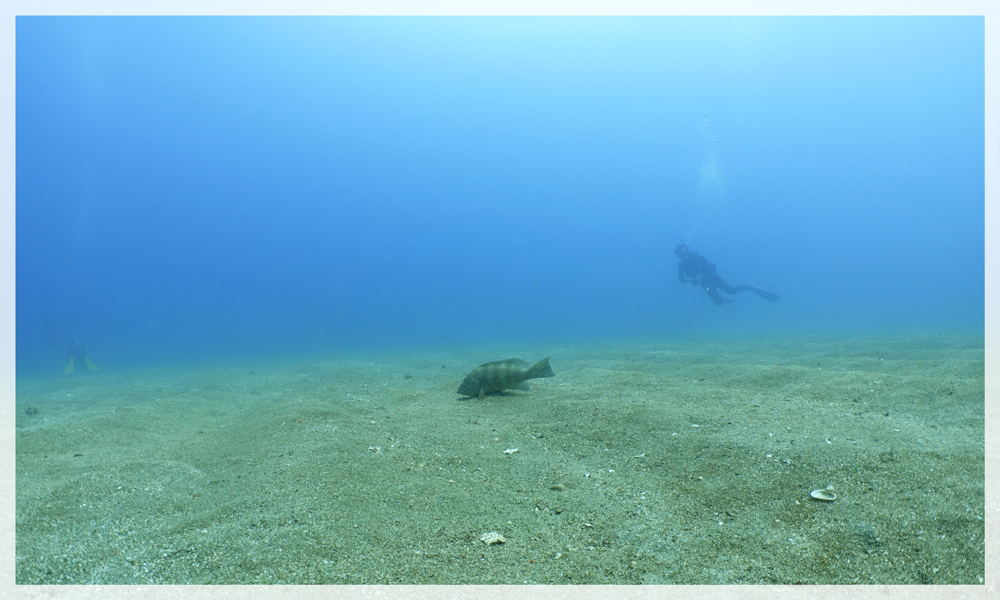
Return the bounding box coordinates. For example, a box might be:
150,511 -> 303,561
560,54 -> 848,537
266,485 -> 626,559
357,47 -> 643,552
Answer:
527,357 -> 554,379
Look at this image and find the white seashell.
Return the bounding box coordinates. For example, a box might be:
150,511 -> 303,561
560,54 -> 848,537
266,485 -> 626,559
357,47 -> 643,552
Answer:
480,531 -> 506,545
810,485 -> 836,501
504,448 -> 519,455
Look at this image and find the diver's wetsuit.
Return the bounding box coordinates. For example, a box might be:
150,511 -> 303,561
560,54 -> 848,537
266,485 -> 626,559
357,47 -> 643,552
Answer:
675,244 -> 779,305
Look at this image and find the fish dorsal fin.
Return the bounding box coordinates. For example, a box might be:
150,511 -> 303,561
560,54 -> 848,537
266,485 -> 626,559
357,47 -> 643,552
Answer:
499,358 -> 530,368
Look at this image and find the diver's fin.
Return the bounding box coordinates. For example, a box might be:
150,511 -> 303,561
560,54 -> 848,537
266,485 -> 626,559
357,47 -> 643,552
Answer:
64,358 -> 75,374
750,286 -> 781,302
84,357 -> 99,371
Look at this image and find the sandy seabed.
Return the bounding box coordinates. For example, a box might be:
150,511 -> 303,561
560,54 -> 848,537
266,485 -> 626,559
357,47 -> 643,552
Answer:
14,333 -> 984,585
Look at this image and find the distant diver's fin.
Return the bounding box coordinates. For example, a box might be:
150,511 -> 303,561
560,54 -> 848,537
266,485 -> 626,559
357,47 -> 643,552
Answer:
84,357 -> 99,371
750,286 -> 781,302
65,358 -> 75,374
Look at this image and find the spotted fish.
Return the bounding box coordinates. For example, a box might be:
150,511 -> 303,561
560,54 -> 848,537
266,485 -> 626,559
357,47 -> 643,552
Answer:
457,357 -> 555,398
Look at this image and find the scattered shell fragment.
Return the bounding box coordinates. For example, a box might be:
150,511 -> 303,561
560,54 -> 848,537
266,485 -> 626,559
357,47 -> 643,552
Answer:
549,483 -> 566,491
810,485 -> 836,501
504,448 -> 519,455
480,531 -> 506,545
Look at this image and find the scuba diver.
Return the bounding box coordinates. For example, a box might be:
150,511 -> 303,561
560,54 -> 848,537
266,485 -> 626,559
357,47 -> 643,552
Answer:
40,318 -> 100,374
675,242 -> 780,306
64,340 -> 99,374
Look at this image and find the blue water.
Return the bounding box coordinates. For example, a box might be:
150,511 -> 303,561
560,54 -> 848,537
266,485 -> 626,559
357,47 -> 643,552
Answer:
15,16 -> 985,376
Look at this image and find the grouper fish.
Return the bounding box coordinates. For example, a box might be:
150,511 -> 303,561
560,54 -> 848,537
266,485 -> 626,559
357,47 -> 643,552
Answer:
457,357 -> 555,398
